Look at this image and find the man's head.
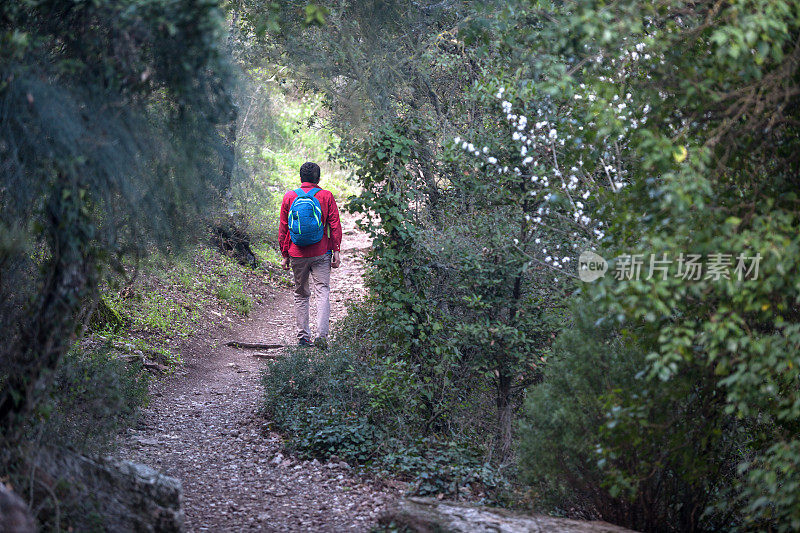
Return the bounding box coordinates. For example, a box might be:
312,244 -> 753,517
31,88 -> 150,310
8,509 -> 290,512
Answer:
299,162 -> 321,184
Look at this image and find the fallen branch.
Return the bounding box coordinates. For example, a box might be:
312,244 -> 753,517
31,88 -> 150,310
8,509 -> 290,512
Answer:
252,352 -> 279,359
225,341 -> 283,350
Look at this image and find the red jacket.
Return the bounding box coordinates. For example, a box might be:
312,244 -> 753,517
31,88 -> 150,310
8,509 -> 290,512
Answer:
279,183 -> 342,258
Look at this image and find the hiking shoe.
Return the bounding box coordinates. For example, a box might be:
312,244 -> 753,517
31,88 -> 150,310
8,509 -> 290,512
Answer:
313,337 -> 328,350
298,338 -> 312,347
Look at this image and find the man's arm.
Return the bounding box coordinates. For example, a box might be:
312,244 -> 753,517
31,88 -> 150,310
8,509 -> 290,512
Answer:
278,193 -> 292,269
327,195 -> 343,268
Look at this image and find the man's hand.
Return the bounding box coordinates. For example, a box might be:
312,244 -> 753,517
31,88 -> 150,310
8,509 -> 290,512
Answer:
281,257 -> 291,270
331,251 -> 341,268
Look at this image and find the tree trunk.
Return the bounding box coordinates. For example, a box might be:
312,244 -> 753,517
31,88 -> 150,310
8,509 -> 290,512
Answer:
495,369 -> 513,462
0,180 -> 96,442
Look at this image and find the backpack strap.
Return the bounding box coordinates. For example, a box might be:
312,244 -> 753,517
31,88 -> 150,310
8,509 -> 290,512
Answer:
293,187 -> 322,198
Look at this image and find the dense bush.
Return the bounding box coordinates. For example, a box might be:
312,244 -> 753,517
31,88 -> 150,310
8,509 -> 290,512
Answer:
38,347 -> 149,454
261,334 -> 505,498
520,303 -> 744,531
507,0 -> 800,529
0,0 -> 234,442
2,345 -> 149,530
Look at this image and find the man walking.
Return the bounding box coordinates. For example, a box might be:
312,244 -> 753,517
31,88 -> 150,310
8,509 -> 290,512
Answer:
279,162 -> 342,347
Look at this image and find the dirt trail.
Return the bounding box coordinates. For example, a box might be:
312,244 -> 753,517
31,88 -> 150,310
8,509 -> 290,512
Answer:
119,214 -> 399,532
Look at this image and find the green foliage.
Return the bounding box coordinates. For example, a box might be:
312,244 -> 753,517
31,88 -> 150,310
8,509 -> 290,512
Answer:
254,0 -> 800,527
102,244 -> 258,347
500,0 -> 800,528
520,303 -> 743,530
261,338 -> 504,498
216,278 -> 253,316
88,298 -> 127,333
35,346 -> 149,454
0,0 -> 235,437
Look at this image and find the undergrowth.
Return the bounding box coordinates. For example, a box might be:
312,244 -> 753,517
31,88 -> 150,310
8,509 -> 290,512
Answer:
261,338 -> 507,500
94,243 -> 265,362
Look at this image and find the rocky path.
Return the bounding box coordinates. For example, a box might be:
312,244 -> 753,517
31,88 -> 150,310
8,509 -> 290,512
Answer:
119,215 -> 400,532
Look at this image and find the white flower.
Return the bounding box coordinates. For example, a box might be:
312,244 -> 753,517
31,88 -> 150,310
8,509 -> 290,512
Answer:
512,132 -> 521,141
467,143 -> 475,152
461,142 -> 468,150
582,190 -> 590,199
523,156 -> 533,165
482,146 -> 489,154
454,136 -> 461,144
520,146 -> 527,156
548,129 -> 558,140
535,238 -> 541,244
487,156 -> 497,164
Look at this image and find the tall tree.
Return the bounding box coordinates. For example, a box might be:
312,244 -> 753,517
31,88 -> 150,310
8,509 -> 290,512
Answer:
0,0 -> 234,441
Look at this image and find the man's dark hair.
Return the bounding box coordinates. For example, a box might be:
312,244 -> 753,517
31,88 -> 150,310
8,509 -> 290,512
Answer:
299,162 -> 321,184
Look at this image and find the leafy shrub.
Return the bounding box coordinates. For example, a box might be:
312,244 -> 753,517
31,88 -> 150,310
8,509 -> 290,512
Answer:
216,279 -> 253,316
1,344 -> 150,530
520,303 -> 744,531
261,339 -> 504,498
36,344 -> 149,454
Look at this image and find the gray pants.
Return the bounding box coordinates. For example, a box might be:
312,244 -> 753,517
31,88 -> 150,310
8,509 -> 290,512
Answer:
291,254 -> 331,341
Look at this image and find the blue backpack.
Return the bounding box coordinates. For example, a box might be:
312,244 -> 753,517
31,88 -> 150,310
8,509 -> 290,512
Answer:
288,187 -> 324,247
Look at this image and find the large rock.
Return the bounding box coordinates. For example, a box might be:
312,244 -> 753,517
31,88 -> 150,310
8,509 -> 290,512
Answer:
38,449 -> 184,532
0,484 -> 36,533
379,497 -> 636,533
